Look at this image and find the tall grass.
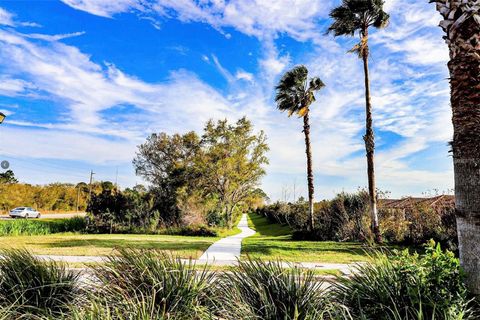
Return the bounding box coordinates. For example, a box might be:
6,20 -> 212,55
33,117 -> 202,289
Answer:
87,248 -> 216,319
331,242 -> 477,320
215,258 -> 329,319
0,217 -> 86,236
0,249 -> 80,318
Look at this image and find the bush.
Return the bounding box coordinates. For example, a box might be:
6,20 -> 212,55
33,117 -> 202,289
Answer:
380,203 -> 458,250
166,225 -> 218,237
332,241 -> 476,319
88,248 -> 216,319
257,191 -> 457,247
0,216 -> 86,236
214,258 -> 328,319
0,249 -> 80,318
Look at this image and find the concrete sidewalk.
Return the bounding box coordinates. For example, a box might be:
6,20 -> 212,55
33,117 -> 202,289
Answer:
36,255 -> 355,275
198,214 -> 256,262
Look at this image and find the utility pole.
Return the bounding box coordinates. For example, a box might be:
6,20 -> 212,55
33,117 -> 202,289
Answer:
76,186 -> 80,212
88,170 -> 95,201
115,167 -> 118,190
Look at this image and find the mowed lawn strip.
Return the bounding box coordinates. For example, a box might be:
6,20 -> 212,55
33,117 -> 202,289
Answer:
241,213 -> 370,263
0,233 -> 221,258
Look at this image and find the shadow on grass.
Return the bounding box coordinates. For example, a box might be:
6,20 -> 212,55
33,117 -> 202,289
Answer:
243,241 -> 367,256
41,238 -> 214,252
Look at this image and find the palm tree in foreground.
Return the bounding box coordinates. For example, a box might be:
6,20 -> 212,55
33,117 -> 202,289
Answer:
432,0 -> 480,294
275,65 -> 325,231
327,0 -> 389,243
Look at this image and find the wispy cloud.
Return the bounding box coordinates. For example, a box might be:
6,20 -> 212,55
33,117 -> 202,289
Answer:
0,2 -> 454,199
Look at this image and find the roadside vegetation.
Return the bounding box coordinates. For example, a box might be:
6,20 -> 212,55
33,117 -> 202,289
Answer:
0,178 -> 89,214
0,217 -> 86,236
256,190 -> 457,251
0,246 -> 477,319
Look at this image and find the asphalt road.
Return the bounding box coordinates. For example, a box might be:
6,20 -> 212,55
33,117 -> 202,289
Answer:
0,212 -> 86,220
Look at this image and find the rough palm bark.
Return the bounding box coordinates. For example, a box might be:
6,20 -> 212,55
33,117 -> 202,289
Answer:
361,29 -> 381,243
431,0 -> 480,294
303,112 -> 315,231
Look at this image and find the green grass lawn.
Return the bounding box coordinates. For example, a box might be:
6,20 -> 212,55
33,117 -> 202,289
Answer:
241,213 -> 371,264
0,233 -> 220,258
0,217 -> 241,258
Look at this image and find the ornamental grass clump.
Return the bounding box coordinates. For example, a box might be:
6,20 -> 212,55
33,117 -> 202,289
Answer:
214,257 -> 329,320
0,249 -> 80,318
332,241 -> 478,319
88,248 -> 216,319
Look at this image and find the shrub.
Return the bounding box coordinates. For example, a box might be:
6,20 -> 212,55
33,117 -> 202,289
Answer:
332,241 -> 476,319
0,216 -> 86,236
0,249 -> 80,318
258,191 -> 457,247
166,225 -> 218,237
89,248 -> 216,319
214,258 -> 328,319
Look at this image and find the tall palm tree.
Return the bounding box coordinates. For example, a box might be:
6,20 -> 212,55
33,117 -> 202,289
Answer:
432,0 -> 480,294
327,0 -> 389,243
275,65 -> 325,231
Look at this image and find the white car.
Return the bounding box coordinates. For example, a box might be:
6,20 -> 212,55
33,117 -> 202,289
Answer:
9,207 -> 41,219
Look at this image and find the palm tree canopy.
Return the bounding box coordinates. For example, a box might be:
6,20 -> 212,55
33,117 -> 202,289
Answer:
327,0 -> 389,37
275,65 -> 325,117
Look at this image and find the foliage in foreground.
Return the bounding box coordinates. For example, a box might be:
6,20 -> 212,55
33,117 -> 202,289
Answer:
332,241 -> 476,319
215,258 -> 328,319
87,248 -> 216,319
0,249 -> 80,318
0,244 -> 478,319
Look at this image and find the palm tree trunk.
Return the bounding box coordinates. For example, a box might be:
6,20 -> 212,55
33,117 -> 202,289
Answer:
433,0 -> 480,294
361,33 -> 381,243
303,112 -> 315,231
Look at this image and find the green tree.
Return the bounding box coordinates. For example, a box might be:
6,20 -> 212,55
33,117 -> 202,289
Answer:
328,0 -> 389,243
0,170 -> 18,184
133,131 -> 202,226
432,0 -> 480,293
275,65 -> 325,231
199,118 -> 269,227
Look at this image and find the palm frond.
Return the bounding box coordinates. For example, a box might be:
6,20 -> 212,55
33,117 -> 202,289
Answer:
275,65 -> 308,115
275,66 -> 325,117
373,9 -> 390,29
327,5 -> 358,36
328,0 -> 390,36
309,77 -> 325,91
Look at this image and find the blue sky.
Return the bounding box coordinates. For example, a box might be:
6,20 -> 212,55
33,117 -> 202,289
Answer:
0,0 -> 453,200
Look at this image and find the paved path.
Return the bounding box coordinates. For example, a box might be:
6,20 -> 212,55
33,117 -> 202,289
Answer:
34,255 -> 355,275
198,214 -> 256,263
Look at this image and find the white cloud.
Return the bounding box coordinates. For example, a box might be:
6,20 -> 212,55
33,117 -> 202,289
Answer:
24,31 -> 86,42
0,7 -> 14,26
235,70 -> 254,82
60,0 -> 144,18
1,126 -> 135,164
60,0 -> 331,41
0,77 -> 36,97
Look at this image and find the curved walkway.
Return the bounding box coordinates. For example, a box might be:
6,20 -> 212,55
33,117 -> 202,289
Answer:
198,213 -> 256,263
